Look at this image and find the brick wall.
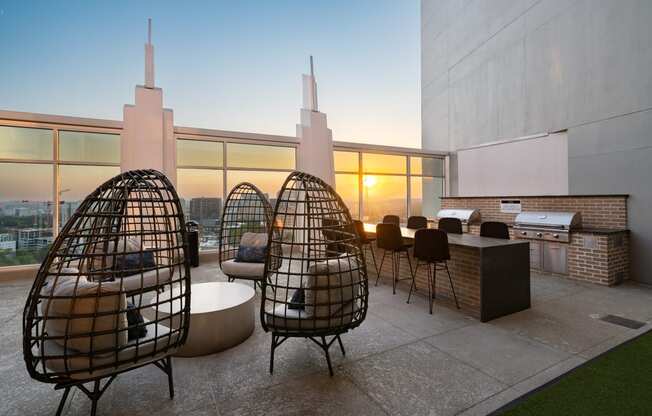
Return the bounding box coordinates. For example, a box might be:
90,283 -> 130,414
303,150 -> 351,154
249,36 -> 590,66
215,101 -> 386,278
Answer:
567,232 -> 629,285
441,195 -> 628,228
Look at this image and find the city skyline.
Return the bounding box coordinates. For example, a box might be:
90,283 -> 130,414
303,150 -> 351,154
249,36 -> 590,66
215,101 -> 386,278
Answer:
0,0 -> 420,148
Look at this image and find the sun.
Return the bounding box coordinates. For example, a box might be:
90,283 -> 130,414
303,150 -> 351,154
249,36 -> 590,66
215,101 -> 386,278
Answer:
363,175 -> 377,188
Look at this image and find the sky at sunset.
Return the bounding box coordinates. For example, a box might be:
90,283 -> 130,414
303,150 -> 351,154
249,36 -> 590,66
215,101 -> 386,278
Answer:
0,0 -> 420,148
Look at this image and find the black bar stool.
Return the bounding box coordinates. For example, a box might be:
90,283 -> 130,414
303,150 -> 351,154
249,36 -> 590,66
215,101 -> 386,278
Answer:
407,215 -> 428,230
353,220 -> 379,275
382,214 -> 400,226
438,217 -> 463,234
407,229 -> 460,314
480,221 -> 510,239
375,223 -> 413,294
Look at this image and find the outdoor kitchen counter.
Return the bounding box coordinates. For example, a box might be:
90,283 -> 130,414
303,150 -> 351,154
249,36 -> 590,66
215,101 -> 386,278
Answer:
363,224 -> 531,322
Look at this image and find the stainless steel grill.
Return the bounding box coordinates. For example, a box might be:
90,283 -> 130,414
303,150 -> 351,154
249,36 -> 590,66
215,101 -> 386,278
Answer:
436,208 -> 481,225
513,211 -> 582,243
514,211 -> 582,275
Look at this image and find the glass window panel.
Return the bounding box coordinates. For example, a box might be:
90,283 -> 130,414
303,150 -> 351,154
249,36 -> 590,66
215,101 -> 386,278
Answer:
0,163 -> 53,266
226,171 -> 290,203
59,165 -> 120,229
226,143 -> 295,170
410,156 -> 444,176
410,176 -> 443,219
177,168 -> 224,250
334,151 -> 358,173
362,175 -> 407,224
335,174 -> 360,219
59,131 -> 120,163
362,153 -> 406,174
0,126 -> 52,160
177,139 -> 223,168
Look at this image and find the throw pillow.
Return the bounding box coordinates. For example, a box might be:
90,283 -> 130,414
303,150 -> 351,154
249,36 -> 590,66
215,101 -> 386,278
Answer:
235,232 -> 268,263
288,288 -> 305,310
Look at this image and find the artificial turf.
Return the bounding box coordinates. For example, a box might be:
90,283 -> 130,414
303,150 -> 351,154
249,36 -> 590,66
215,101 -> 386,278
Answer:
497,330 -> 652,416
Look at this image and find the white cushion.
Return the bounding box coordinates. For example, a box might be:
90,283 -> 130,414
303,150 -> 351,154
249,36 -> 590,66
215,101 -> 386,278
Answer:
304,255 -> 362,318
40,323 -> 179,380
41,273 -> 128,353
264,302 -> 358,331
221,259 -> 265,278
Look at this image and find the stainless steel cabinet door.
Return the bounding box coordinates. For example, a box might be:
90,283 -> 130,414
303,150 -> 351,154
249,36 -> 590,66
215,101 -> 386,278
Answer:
529,240 -> 542,270
543,243 -> 568,274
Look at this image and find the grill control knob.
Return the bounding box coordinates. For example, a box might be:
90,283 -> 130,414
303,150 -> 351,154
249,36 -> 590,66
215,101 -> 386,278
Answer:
553,234 -> 559,239
521,231 -> 527,236
536,232 -> 543,238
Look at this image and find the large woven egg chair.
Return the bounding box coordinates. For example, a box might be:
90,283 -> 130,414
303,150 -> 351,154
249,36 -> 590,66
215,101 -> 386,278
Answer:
22,169 -> 191,416
260,171 -> 369,376
219,182 -> 281,289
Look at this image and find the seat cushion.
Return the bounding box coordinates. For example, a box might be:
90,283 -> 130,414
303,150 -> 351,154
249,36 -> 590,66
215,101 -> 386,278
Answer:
264,302 -> 358,332
221,259 -> 265,278
40,323 -> 179,380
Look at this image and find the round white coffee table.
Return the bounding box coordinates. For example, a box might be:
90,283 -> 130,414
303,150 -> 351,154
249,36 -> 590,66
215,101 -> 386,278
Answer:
150,282 -> 255,357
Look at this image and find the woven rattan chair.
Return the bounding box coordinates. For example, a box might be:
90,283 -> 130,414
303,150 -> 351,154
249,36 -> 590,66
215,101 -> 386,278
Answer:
260,171 -> 369,376
219,182 -> 281,289
23,169 -> 191,416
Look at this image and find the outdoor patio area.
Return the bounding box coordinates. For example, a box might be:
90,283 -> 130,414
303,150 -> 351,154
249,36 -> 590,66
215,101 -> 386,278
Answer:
2,261 -> 651,416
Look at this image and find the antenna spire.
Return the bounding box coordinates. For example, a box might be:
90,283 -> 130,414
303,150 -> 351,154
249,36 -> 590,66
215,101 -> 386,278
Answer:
145,18 -> 155,88
310,55 -> 314,78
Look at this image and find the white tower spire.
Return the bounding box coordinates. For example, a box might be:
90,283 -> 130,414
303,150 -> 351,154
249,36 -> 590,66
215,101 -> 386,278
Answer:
297,55 -> 334,186
302,55 -> 318,111
145,18 -> 155,88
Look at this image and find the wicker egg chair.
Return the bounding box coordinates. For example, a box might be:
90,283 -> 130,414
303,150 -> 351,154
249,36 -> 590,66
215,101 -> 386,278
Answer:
219,182 -> 281,289
260,171 -> 369,376
22,169 -> 191,416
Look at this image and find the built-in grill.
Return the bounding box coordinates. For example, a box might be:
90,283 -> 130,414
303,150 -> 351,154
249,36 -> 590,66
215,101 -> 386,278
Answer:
513,211 -> 582,275
436,208 -> 481,232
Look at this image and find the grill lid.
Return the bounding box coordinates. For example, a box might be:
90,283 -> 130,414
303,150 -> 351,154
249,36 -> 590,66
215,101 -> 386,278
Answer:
437,208 -> 481,224
514,211 -> 582,230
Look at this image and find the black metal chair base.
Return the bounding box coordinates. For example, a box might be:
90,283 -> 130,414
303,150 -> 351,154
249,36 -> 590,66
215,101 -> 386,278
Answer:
54,357 -> 174,416
407,261 -> 460,314
227,275 -> 264,291
270,333 -> 346,377
375,249 -> 414,294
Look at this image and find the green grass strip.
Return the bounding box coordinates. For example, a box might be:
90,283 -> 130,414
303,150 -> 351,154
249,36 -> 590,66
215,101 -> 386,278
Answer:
498,330 -> 652,416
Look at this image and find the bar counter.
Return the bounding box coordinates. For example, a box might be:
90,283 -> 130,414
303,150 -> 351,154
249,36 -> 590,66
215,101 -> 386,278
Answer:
363,224 -> 531,322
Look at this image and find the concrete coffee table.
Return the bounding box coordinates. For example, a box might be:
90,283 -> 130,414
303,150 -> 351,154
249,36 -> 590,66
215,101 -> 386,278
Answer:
150,282 -> 255,357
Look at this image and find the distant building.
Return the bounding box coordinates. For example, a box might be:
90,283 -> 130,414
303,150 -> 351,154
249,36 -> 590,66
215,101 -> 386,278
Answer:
189,197 -> 222,226
17,228 -> 52,250
0,233 -> 16,252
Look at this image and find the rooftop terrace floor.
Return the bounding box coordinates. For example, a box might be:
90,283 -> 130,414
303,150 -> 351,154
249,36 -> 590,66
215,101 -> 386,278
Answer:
2,262 -> 651,415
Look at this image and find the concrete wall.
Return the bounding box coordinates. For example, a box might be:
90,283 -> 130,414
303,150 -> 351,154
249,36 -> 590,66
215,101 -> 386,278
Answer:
422,0 -> 652,283
457,132 -> 568,196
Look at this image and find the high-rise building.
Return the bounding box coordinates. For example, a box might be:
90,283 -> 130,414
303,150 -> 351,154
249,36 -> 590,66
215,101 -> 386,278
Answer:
189,197 -> 222,226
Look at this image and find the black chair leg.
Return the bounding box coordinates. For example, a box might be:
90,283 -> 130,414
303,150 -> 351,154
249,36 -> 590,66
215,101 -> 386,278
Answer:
404,250 -> 414,277
427,263 -> 434,314
166,356 -> 174,399
368,242 -> 379,277
445,263 -> 460,309
337,335 -> 346,356
55,386 -> 71,416
393,252 -> 399,294
407,261 -> 419,304
270,334 -> 277,374
322,336 -> 334,376
375,250 -> 387,286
